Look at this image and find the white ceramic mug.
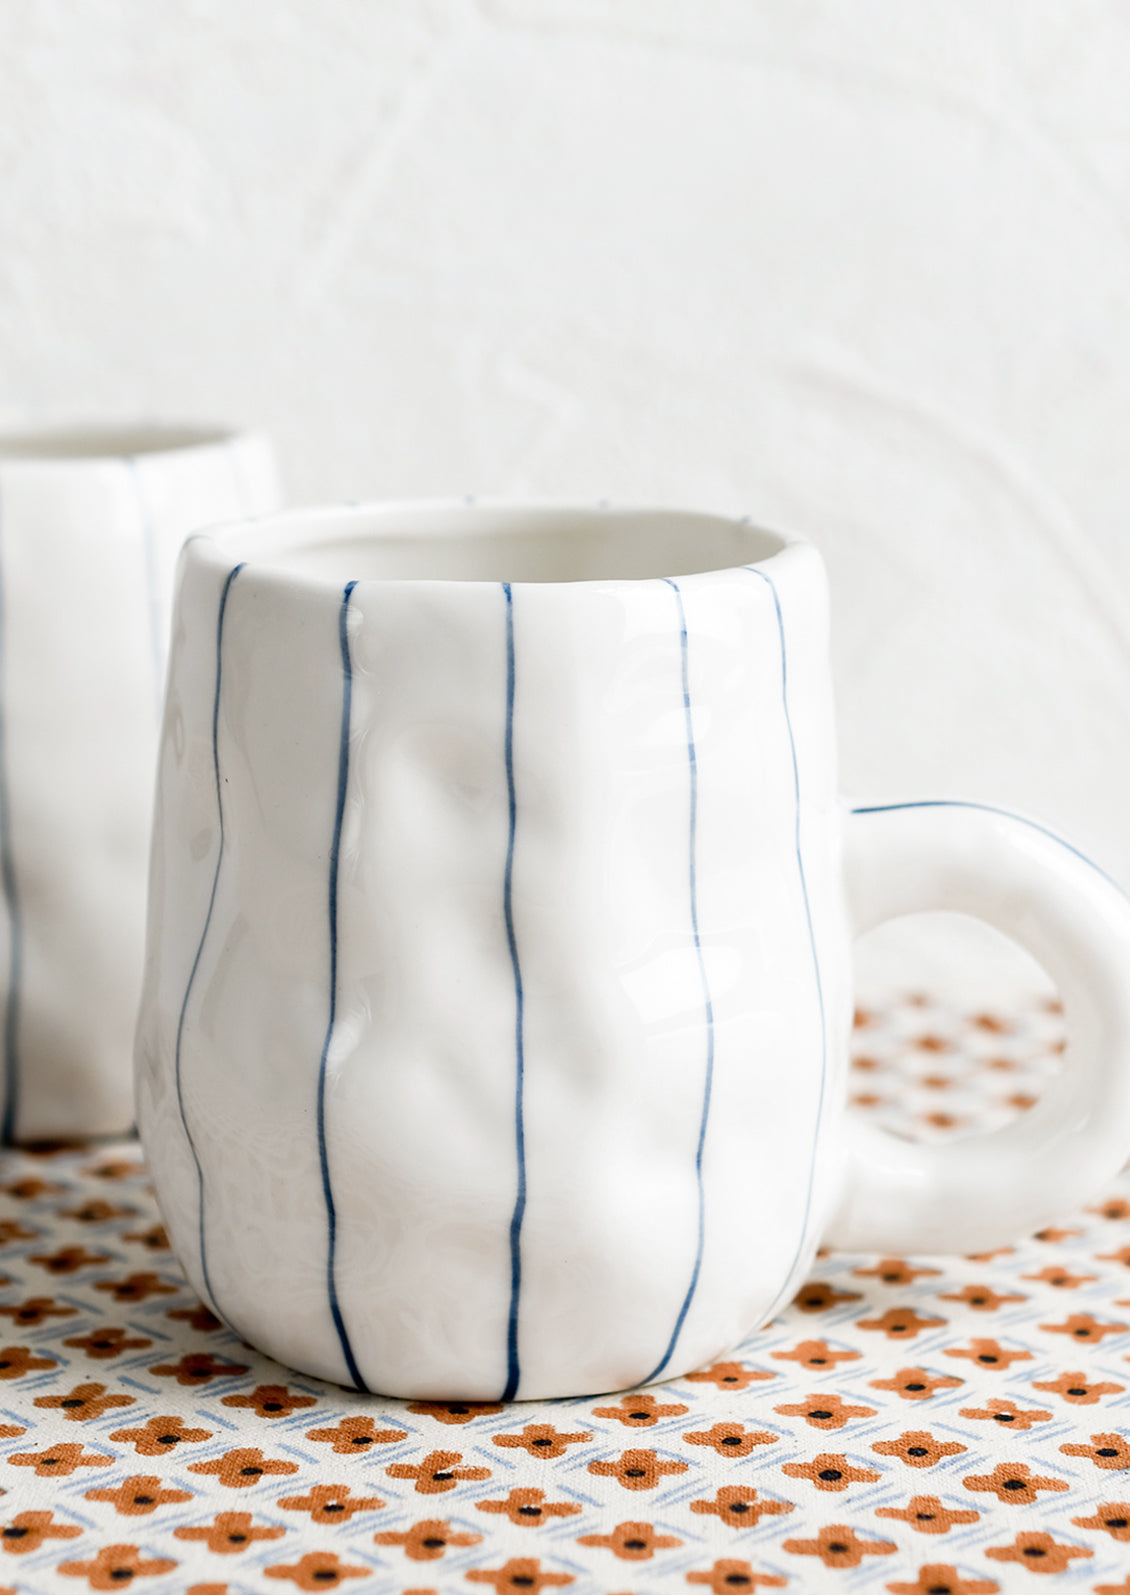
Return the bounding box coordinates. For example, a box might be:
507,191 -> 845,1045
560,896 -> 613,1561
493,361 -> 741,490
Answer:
0,425 -> 279,1141
136,503 -> 1130,1400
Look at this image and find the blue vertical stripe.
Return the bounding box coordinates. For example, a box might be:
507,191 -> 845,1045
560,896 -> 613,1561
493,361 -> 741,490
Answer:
501,581 -> 527,1402
0,488 -> 21,1144
743,564 -> 828,1323
643,578 -> 716,1383
173,561 -> 244,1310
317,579 -> 368,1393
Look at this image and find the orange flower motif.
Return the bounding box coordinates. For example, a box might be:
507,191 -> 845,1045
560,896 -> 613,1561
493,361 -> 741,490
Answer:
984,1531 -> 1091,1573
771,1339 -> 860,1370
944,1338 -> 1031,1371
682,1422 -> 777,1458
1096,1578 -> 1130,1595
1021,1265 -> 1095,1288
576,1521 -> 682,1561
591,1393 -> 688,1427
856,1308 -> 947,1340
937,1285 -> 1025,1311
28,1245 -> 110,1274
306,1417 -> 407,1455
875,1495 -> 979,1535
773,1393 -> 876,1430
885,1568 -> 998,1595
167,1303 -> 223,1332
0,1220 -> 36,1243
187,1447 -> 300,1488
174,1511 -> 287,1554
373,1518 -> 483,1561
6,1442 -> 111,1477
1071,1502 -> 1130,1540
792,1281 -> 862,1313
1089,1198 -> 1130,1220
121,1224 -> 170,1250
1060,1433 -> 1130,1469
407,1400 -> 504,1425
94,1272 -> 178,1302
853,1259 -> 940,1285
1031,1227 -> 1078,1243
277,1485 -> 385,1524
0,1511 -> 82,1554
1032,1371 -> 1124,1404
84,1476 -> 194,1516
685,1559 -> 786,1591
967,1246 -> 1015,1260
476,1487 -> 581,1528
683,1361 -> 773,1391
957,1398 -> 1050,1431
1040,1312 -> 1127,1343
148,1352 -> 249,1386
1097,1247 -> 1130,1268
63,1327 -> 152,1360
263,1552 -> 370,1589
58,1201 -> 130,1223
0,1176 -> 62,1198
869,1367 -> 963,1401
962,1461 -> 1069,1505
33,1381 -> 134,1421
872,1431 -> 966,1468
465,1559 -> 573,1593
221,1384 -> 317,1419
689,1487 -> 793,1529
108,1415 -> 213,1456
781,1453 -> 881,1492
386,1449 -> 491,1494
85,1158 -> 144,1180
781,1524 -> 896,1569
587,1449 -> 688,1490
58,1543 -> 177,1589
0,1295 -> 76,1325
493,1424 -> 593,1460
0,1345 -> 54,1378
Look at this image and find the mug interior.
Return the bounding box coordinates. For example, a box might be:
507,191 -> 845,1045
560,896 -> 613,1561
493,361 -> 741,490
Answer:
208,503 -> 786,584
0,424 -> 237,461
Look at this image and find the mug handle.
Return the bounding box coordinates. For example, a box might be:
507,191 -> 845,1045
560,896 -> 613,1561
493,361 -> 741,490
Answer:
825,800 -> 1130,1255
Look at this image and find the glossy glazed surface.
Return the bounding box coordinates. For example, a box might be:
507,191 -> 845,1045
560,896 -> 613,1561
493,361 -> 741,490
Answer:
0,427 -> 279,1140
138,506 -> 850,1398
137,503 -> 1130,1400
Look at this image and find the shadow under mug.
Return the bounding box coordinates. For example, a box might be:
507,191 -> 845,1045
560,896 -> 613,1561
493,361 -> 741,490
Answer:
0,425 -> 279,1141
137,502 -> 1130,1400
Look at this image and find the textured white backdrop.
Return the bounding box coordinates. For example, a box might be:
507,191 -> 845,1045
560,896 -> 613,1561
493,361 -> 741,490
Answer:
2,1 -> 1129,950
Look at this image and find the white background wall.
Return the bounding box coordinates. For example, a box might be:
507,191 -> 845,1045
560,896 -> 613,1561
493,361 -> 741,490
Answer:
3,1 -> 1129,988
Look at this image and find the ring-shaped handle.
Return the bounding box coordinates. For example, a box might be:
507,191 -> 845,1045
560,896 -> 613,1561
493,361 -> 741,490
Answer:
826,801 -> 1130,1255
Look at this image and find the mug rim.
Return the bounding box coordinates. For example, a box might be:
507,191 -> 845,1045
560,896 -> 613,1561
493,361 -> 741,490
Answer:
188,498 -> 798,589
0,422 -> 263,465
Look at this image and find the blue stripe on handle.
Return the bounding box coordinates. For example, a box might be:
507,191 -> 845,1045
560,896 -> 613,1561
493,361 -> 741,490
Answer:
743,564 -> 828,1326
173,561 -> 244,1310
0,488 -> 21,1144
317,579 -> 368,1393
642,578 -> 716,1384
501,582 -> 527,1402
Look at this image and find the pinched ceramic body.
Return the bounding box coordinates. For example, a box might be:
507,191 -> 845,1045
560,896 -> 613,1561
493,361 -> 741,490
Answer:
137,504 -> 1130,1400
0,426 -> 279,1141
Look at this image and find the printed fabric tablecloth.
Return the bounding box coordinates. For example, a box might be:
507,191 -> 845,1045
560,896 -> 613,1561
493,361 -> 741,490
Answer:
2,993 -> 1130,1595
